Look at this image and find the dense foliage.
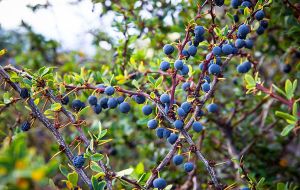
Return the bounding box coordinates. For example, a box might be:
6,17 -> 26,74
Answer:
0,0 -> 300,190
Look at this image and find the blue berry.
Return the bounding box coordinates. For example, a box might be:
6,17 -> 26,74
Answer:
241,1 -> 252,8
192,122 -> 203,132
134,95 -> 146,104
88,95 -> 98,106
160,94 -> 170,104
181,102 -> 192,113
231,0 -> 240,8
199,62 -> 204,70
201,82 -> 210,93
61,95 -> 69,105
194,35 -> 204,46
208,64 -> 221,75
20,88 -> 30,99
237,64 -> 248,73
188,45 -> 197,56
256,25 -> 265,35
207,103 -> 218,113
99,97 -> 108,109
117,96 -> 125,104
235,39 -> 245,49
177,108 -> 187,117
215,0 -> 224,6
173,155 -> 184,165
96,83 -> 106,89
243,61 -> 252,70
232,46 -> 239,54
215,56 -> 222,65
197,109 -> 204,117
180,64 -> 189,76
104,86 -> 115,96
118,102 -> 131,113
148,119 -> 158,129
163,129 -> 171,138
108,98 -> 118,109
234,14 -> 239,22
182,82 -> 190,91
21,121 -> 30,131
73,155 -> 85,168
212,46 -> 222,56
153,178 -> 167,189
156,128 -> 165,138
245,39 -> 253,49
241,187 -> 250,190
237,24 -> 250,39
260,20 -> 268,29
167,133 -> 178,144
163,44 -> 175,55
142,105 -> 153,115
93,104 -> 102,114
72,100 -> 86,112
194,26 -> 205,36
222,44 -> 233,55
160,61 -> 170,71
184,162 -> 194,172
182,49 -> 190,59
204,76 -> 211,83
174,120 -> 184,130
174,60 -> 184,70
255,10 -> 265,21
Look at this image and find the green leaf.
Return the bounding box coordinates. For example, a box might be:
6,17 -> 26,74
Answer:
147,76 -> 155,85
292,80 -> 297,92
50,103 -> 62,111
281,124 -> 295,136
292,102 -> 298,117
67,172 -> 78,186
285,79 -> 293,99
90,161 -> 103,172
134,162 -> 144,175
275,111 -> 297,123
256,177 -> 265,188
78,106 -> 90,116
272,84 -> 286,97
3,92 -> 11,104
244,74 -> 256,89
155,76 -> 163,88
91,153 -> 104,161
97,129 -> 107,140
59,164 -> 69,177
226,12 -> 234,21
276,182 -> 285,190
91,176 -> 106,190
23,78 -> 32,86
116,168 -> 134,177
132,79 -> 139,89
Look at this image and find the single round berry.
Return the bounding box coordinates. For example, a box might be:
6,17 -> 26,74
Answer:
142,105 -> 153,115
177,107 -> 187,117
192,121 -> 203,132
117,96 -> 125,104
215,0 -> 224,6
234,14 -> 239,22
174,120 -> 184,130
88,95 -> 98,106
163,129 -> 171,138
160,94 -> 170,104
134,95 -> 146,104
20,88 -> 30,99
244,39 -> 253,49
181,102 -> 192,113
237,64 -> 248,73
107,98 -> 118,109
260,20 -> 268,29
182,49 -> 190,59
153,178 -> 167,189
256,25 -> 265,35
196,109 -> 204,117
174,60 -> 184,70
96,83 -> 106,89
283,64 -> 292,73
118,102 -> 131,113
188,45 -> 197,56
212,46 -> 222,56
201,82 -> 210,93
156,128 -> 165,138
104,86 -> 115,96
72,100 -> 86,112
93,104 -> 102,114
243,61 -> 252,71
235,39 -> 245,49
207,103 -> 218,113
194,35 -> 204,46
61,95 -> 69,105
237,24 -> 250,39
167,133 -> 178,144
204,76 -> 211,83
255,10 -> 265,21
184,162 -> 194,172
99,97 -> 108,109
73,155 -> 85,168
21,121 -> 30,131
163,44 -> 175,55
231,0 -> 240,8
173,155 -> 184,165
215,56 -> 222,65
208,64 -> 221,75
222,44 -> 233,55
194,26 -> 205,36
148,119 -> 158,129
182,82 -> 190,91
180,64 -> 189,76
241,1 -> 252,8
241,188 -> 250,190
160,61 -> 170,71
199,62 -> 204,70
